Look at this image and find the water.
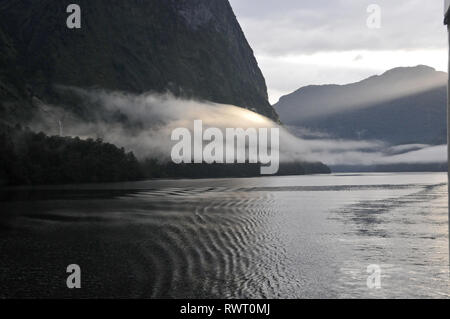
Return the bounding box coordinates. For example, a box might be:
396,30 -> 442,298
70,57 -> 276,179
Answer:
0,172 -> 448,298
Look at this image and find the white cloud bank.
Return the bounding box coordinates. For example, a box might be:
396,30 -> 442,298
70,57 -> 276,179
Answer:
32,88 -> 447,168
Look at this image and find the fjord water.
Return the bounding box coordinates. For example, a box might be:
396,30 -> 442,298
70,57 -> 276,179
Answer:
0,173 -> 448,298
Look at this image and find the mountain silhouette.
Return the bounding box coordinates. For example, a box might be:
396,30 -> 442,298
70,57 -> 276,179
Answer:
274,65 -> 446,145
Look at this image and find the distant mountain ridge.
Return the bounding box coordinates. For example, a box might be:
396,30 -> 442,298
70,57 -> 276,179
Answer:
0,0 -> 278,123
274,65 -> 447,145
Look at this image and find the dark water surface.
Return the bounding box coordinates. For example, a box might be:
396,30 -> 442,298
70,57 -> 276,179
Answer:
0,173 -> 448,298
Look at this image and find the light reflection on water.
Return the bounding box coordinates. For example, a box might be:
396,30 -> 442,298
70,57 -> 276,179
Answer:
0,172 -> 448,298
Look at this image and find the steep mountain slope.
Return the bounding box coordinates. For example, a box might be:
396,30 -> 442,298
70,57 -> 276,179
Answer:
0,0 -> 278,123
274,66 -> 446,145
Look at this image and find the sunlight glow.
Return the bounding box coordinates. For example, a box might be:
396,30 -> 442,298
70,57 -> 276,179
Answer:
241,110 -> 268,124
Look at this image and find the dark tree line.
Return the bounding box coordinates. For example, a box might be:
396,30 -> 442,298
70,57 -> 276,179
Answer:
0,124 -> 142,185
141,159 -> 262,179
140,160 -> 330,179
0,124 -> 330,186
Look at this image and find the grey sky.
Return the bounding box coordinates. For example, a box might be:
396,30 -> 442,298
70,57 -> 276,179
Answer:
229,0 -> 448,103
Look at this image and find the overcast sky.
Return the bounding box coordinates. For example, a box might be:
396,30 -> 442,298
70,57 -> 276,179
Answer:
229,0 -> 448,104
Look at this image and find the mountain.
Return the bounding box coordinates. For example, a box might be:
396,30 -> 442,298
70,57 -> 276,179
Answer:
0,1 -> 330,184
274,65 -> 447,145
0,0 -> 278,124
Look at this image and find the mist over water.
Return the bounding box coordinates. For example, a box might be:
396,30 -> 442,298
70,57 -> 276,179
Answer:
30,87 -> 447,167
31,88 -> 280,161
0,173 -> 448,298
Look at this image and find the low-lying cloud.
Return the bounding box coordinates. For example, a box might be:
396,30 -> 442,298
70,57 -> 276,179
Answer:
31,87 -> 447,168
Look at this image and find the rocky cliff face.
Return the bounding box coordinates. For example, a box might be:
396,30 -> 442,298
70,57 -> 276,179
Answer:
0,0 -> 278,123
